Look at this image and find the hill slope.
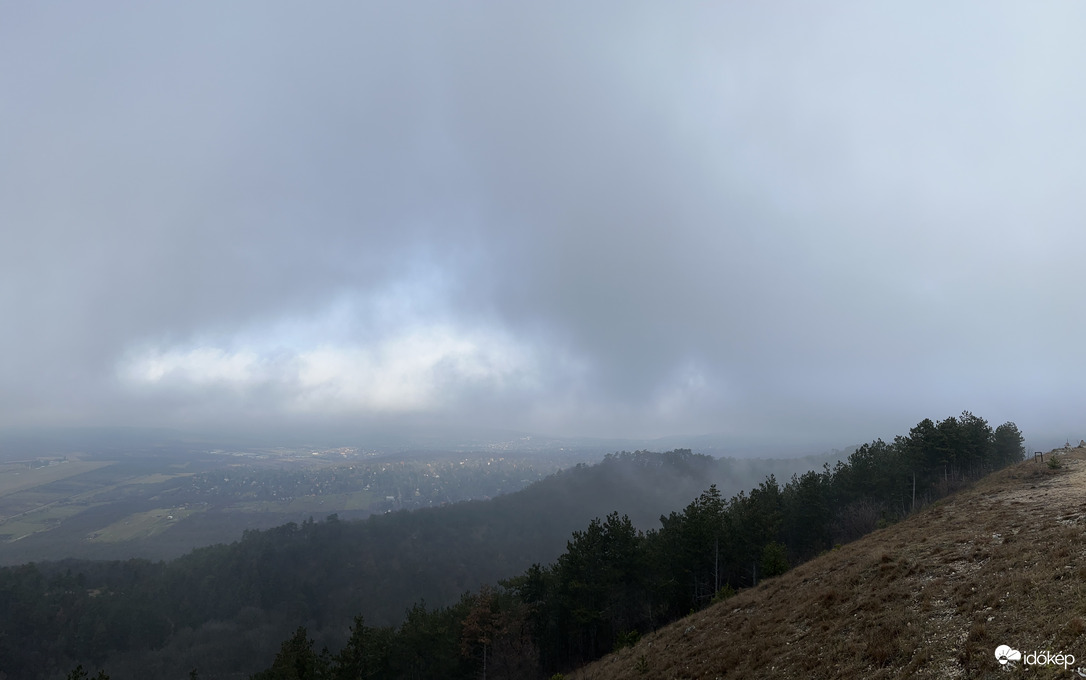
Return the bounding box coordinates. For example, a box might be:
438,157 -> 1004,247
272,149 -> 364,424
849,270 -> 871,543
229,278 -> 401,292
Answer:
3,449 -> 843,680
571,448 -> 1086,679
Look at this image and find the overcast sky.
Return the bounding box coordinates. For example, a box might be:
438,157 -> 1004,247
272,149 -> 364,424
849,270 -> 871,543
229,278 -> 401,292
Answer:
3,2 -> 1085,452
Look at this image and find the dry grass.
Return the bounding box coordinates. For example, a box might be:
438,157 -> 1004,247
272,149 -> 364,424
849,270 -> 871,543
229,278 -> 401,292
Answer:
569,448 -> 1086,679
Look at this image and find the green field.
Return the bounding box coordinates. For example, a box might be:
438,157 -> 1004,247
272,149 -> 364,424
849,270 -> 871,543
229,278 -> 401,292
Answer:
0,460 -> 199,547
87,506 -> 205,543
0,502 -> 106,542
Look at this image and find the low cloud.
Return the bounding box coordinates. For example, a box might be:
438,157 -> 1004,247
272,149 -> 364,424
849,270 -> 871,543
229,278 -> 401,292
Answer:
120,324 -> 544,415
4,3 -> 1086,450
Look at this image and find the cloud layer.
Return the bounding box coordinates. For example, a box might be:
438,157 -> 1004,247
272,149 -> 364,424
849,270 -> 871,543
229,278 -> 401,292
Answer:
3,2 -> 1086,450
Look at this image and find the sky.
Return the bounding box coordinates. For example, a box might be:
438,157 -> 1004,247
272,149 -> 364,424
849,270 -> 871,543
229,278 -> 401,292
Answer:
3,2 -> 1085,453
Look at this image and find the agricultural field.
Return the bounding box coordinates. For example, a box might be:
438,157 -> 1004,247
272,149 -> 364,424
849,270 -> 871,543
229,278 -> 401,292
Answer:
0,441 -> 578,565
87,505 -> 205,543
0,501 -> 106,543
0,458 -> 115,500
0,454 -> 202,556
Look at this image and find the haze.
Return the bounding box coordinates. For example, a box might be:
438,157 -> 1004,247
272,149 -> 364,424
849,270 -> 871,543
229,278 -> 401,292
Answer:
3,2 -> 1084,452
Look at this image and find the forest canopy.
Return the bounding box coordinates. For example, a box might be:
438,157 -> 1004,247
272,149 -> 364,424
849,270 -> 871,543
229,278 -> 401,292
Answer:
0,414 -> 1025,680
250,412 -> 1027,679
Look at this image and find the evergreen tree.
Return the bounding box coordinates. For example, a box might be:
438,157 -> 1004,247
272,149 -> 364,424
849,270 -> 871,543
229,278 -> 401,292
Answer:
66,666 -> 110,680
992,422 -> 1025,466
332,615 -> 393,680
249,627 -> 329,680
781,469 -> 831,562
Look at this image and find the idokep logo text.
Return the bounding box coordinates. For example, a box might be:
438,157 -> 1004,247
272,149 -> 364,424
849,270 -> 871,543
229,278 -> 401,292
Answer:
995,644 -> 1075,669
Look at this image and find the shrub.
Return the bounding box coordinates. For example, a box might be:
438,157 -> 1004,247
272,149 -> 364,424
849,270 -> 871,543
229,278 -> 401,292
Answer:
761,542 -> 790,578
614,630 -> 640,651
712,584 -> 737,603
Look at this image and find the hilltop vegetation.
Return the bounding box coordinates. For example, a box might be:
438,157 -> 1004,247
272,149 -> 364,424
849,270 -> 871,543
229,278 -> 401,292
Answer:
573,445 -> 1081,679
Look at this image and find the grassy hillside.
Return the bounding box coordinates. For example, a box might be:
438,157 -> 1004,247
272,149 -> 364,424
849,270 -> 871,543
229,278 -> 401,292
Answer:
570,448 -> 1086,679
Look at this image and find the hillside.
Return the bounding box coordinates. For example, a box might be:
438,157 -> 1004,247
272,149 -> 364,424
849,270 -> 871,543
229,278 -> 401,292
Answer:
4,449 -> 833,680
570,447 -> 1086,679
0,414 -> 1026,680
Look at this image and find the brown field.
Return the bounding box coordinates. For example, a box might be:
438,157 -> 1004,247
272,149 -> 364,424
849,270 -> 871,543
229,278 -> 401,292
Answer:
571,448 -> 1086,680
0,459 -> 114,498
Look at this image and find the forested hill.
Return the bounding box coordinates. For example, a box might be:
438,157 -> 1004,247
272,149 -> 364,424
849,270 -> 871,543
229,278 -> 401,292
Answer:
1,447 -> 830,680
238,413 -> 1024,680
571,445 -> 1075,679
4,413 -> 1028,680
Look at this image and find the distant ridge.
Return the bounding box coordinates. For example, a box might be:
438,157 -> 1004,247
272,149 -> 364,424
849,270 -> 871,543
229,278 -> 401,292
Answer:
571,447 -> 1086,679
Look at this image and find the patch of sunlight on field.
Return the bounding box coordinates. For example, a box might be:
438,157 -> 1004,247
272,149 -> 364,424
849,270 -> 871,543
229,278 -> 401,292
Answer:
234,490 -> 377,514
0,503 -> 105,542
0,461 -> 115,497
87,506 -> 204,543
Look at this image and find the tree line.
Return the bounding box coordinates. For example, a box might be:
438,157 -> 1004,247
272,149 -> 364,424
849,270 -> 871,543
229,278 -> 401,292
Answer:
2,448 -> 732,679
249,412 -> 1024,679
